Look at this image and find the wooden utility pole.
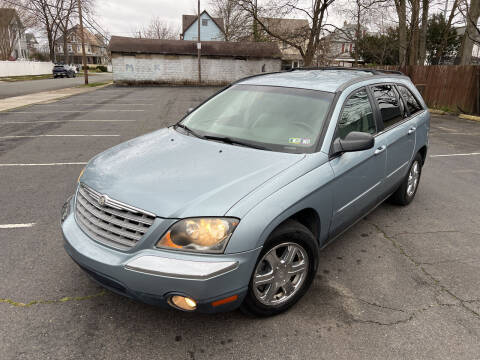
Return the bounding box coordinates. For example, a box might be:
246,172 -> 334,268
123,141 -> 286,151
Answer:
197,0 -> 201,83
77,0 -> 88,85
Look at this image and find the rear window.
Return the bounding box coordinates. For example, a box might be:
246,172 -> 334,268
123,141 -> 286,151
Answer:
371,84 -> 404,129
397,85 -> 423,116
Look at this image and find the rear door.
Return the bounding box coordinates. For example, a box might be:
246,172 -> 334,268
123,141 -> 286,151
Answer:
328,87 -> 387,238
370,84 -> 416,194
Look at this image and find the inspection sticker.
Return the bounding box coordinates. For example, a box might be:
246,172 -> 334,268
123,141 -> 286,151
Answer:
289,138 -> 311,145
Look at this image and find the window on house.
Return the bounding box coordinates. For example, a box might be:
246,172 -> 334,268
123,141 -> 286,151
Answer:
341,43 -> 345,53
68,44 -> 73,52
202,19 -> 208,26
282,41 -> 287,49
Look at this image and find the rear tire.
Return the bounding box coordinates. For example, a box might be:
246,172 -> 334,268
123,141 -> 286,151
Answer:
240,220 -> 318,317
390,153 -> 423,206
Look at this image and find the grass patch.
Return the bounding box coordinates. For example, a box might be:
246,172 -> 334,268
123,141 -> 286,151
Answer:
429,105 -> 459,114
0,74 -> 53,82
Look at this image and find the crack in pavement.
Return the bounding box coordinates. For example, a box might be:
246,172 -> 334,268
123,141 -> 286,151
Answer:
370,222 -> 480,320
0,290 -> 106,307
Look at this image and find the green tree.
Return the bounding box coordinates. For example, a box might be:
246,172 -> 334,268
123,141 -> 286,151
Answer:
426,13 -> 460,64
355,27 -> 399,65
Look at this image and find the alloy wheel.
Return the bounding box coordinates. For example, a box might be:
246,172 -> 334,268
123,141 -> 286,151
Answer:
253,242 -> 309,306
406,160 -> 420,197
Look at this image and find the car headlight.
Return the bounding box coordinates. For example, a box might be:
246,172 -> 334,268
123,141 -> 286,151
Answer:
77,166 -> 85,183
156,218 -> 239,253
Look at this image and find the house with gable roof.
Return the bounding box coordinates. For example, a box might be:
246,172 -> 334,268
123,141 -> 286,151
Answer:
181,10 -> 225,41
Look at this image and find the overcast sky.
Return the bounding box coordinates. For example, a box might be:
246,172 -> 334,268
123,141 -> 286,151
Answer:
95,0 -> 211,37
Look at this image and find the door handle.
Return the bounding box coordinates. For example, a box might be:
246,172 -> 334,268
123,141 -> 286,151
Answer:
374,145 -> 386,155
408,126 -> 416,135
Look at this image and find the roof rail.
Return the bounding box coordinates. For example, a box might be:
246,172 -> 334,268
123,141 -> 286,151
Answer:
291,66 -> 404,76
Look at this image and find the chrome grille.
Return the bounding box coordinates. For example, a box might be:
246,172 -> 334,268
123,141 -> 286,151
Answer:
75,183 -> 156,250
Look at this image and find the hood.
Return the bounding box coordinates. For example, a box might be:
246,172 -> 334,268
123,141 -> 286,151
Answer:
82,128 -> 305,218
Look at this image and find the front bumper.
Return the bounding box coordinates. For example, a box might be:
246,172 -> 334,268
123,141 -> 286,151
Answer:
62,213 -> 261,313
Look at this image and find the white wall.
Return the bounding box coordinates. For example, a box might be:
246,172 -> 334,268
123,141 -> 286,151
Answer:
111,53 -> 281,84
0,61 -> 54,77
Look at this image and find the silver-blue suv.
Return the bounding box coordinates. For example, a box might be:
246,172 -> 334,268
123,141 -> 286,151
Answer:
61,68 -> 429,316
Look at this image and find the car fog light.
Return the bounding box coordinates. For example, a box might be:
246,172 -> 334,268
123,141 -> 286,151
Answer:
169,295 -> 197,311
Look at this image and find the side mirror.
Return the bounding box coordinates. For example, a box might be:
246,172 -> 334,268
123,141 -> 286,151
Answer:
332,131 -> 375,156
186,107 -> 194,115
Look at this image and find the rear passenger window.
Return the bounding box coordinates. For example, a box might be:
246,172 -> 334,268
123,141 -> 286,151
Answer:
337,89 -> 376,140
371,85 -> 404,129
397,86 -> 423,115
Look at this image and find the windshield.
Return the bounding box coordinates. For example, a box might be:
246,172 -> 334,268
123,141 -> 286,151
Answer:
179,85 -> 334,153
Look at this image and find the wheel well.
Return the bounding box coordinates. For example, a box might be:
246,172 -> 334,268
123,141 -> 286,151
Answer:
286,208 -> 320,241
418,146 -> 427,164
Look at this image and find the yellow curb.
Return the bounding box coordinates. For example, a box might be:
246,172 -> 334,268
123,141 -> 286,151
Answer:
0,82 -> 112,112
459,114 -> 480,122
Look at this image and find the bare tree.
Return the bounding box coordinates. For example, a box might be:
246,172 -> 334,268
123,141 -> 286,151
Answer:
394,0 -> 408,66
209,0 -> 249,41
418,0 -> 430,64
458,0 -> 480,64
132,16 -> 178,39
3,0 -> 94,61
238,0 -> 336,66
436,0 -> 460,63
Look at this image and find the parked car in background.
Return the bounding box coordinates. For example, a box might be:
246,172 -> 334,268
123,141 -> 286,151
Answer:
53,64 -> 76,78
61,68 -> 430,316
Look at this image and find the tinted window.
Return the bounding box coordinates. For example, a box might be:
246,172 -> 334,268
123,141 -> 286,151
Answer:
371,85 -> 404,129
337,89 -> 376,140
397,85 -> 422,115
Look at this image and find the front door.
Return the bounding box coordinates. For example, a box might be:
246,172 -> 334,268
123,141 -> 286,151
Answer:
328,88 -> 387,238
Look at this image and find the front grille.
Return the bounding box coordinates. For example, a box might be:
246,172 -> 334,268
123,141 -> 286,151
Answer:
75,183 -> 156,250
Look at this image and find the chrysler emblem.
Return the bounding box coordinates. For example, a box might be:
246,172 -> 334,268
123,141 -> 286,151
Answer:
98,195 -> 107,206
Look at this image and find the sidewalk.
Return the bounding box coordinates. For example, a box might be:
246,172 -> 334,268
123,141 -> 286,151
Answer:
0,82 -> 112,112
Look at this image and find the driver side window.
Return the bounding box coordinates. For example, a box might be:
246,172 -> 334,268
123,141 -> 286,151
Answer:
337,89 -> 376,140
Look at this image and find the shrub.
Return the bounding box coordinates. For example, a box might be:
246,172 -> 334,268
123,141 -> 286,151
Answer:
97,65 -> 108,72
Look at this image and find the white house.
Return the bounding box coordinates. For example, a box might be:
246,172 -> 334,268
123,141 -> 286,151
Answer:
181,11 -> 225,41
0,8 -> 29,60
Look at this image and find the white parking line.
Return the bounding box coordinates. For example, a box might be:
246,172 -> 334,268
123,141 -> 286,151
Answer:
0,120 -> 135,123
430,152 -> 480,158
37,103 -> 152,106
1,110 -> 144,113
0,162 -> 87,166
0,134 -> 119,139
0,223 -> 35,229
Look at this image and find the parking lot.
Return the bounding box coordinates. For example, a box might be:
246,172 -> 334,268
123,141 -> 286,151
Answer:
0,85 -> 479,359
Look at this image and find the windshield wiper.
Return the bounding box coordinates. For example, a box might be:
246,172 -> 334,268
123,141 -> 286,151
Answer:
203,135 -> 267,150
174,123 -> 205,139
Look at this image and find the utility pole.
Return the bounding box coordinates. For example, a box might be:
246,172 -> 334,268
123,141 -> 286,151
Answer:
77,0 -> 88,85
197,0 -> 201,83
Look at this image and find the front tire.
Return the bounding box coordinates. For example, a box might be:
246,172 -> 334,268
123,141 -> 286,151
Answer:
390,153 -> 423,206
241,220 -> 318,317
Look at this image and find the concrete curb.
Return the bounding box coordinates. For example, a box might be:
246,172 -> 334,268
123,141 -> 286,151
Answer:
0,82 -> 112,112
459,114 -> 480,122
429,109 -> 480,123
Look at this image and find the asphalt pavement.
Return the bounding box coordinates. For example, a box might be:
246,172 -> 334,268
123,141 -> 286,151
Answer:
0,86 -> 479,359
0,73 -> 113,99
